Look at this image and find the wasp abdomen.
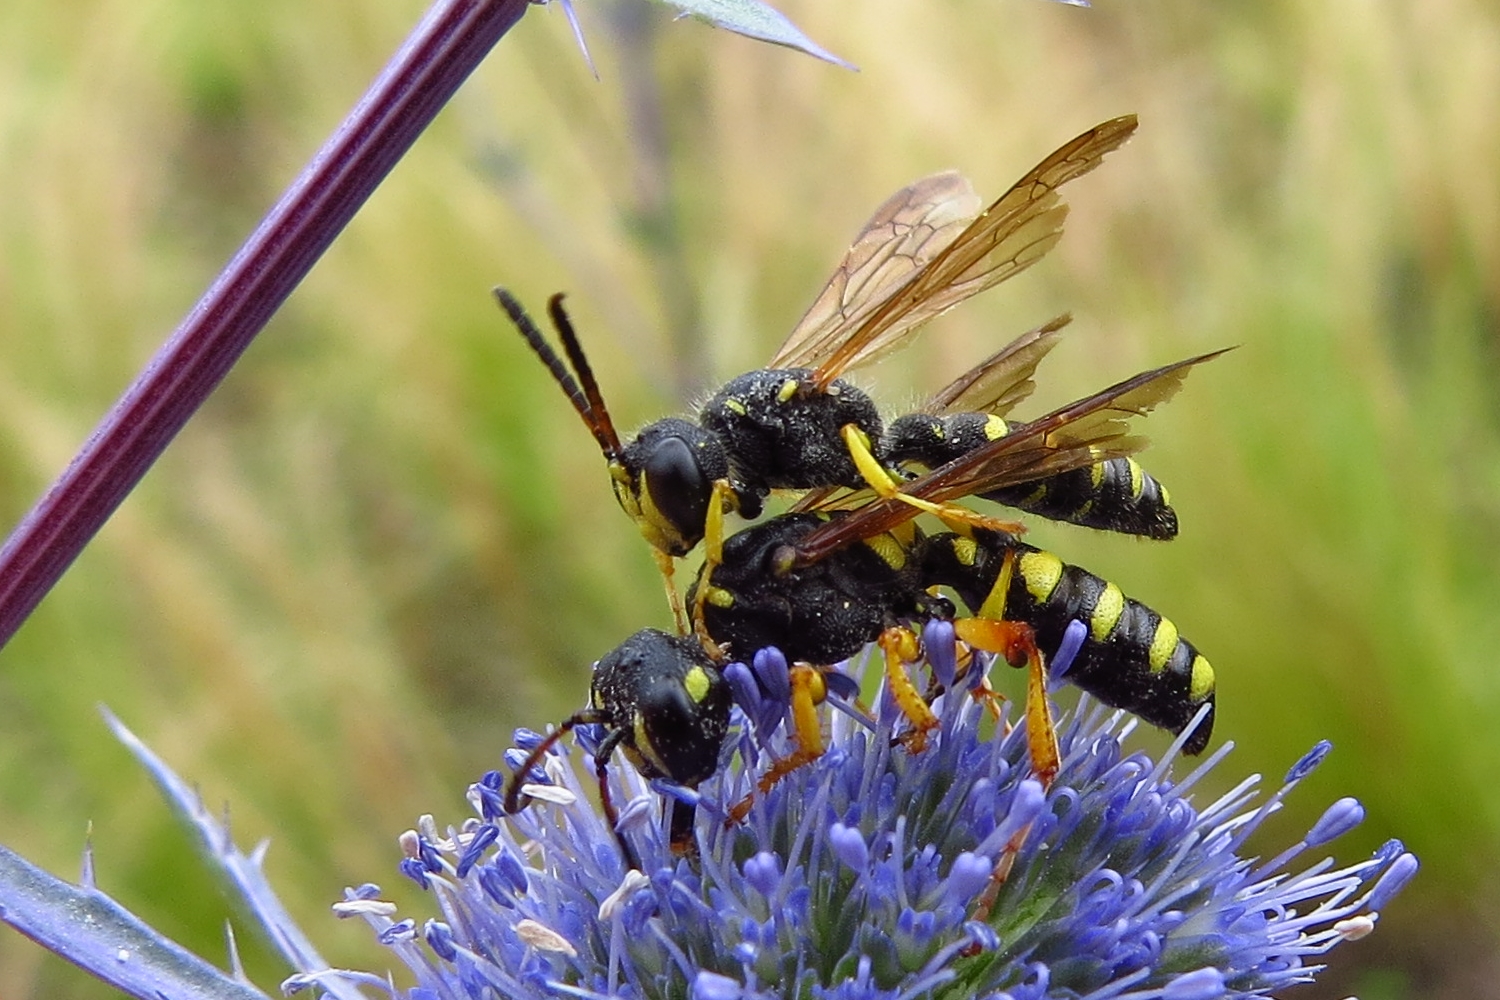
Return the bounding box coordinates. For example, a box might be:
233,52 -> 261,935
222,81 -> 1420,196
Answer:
882,412 -> 1178,540
986,458 -> 1178,540
921,531 -> 1214,754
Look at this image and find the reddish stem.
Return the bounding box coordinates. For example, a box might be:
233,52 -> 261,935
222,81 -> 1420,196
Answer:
0,0 -> 532,650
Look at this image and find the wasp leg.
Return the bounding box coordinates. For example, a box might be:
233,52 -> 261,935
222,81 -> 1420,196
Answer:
953,639 -> 1009,723
691,478 -> 738,653
652,549 -> 691,637
955,619 -> 1058,786
952,545 -> 1060,787
589,726 -> 643,872
668,798 -> 700,863
840,425 -> 1026,535
879,626 -> 939,753
963,816 -> 1038,946
757,664 -> 829,794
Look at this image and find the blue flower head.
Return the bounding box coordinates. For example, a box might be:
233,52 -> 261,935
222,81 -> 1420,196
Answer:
321,622 -> 1416,1000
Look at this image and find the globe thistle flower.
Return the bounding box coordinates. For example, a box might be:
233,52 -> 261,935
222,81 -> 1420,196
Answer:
314,620 -> 1418,1000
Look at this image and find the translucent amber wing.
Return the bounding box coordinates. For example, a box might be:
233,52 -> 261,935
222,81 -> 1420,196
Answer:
786,345 -> 1229,565
923,313 -> 1072,417
789,116 -> 1140,389
771,171 -> 982,371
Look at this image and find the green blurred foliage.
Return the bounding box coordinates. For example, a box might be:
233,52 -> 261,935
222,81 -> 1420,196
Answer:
1,0 -> 1497,996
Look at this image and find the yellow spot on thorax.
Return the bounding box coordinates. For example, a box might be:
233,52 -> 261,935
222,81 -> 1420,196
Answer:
862,532 -> 908,570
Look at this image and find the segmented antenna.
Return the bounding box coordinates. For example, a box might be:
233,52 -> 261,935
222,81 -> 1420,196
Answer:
493,287 -> 621,458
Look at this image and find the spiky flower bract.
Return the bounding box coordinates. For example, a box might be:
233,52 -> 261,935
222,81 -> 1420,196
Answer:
317,622 -> 1416,1000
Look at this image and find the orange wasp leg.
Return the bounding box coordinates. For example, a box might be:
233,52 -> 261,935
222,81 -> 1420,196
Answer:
729,664 -> 833,828
952,545 -> 1060,788
878,626 -> 940,753
758,664 -> 830,793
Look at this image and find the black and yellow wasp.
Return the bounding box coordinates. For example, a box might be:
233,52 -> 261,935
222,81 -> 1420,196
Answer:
500,115 -> 1228,867
685,354 -> 1221,792
504,361 -> 1222,869
497,114 -> 1195,630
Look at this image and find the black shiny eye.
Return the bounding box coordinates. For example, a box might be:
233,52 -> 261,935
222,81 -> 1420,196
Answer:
644,436 -> 711,539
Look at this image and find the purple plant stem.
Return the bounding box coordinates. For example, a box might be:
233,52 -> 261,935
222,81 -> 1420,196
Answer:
0,0 -> 531,650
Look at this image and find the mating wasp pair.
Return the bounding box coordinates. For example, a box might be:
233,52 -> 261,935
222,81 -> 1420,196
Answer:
498,115 -> 1226,870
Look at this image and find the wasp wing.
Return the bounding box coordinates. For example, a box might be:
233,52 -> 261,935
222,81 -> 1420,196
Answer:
787,346 -> 1231,566
781,116 -> 1139,390
922,312 -> 1073,417
771,171 -> 982,371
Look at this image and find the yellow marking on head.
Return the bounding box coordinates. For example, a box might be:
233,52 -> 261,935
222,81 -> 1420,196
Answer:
705,586 -> 735,609
777,378 -> 799,403
951,536 -> 979,567
630,716 -> 664,774
1189,655 -> 1215,701
1127,458 -> 1144,498
631,472 -> 694,553
724,397 -> 748,416
863,532 -> 908,570
611,460 -> 692,554
1148,618 -> 1180,672
1090,462 -> 1106,489
683,665 -> 713,703
983,415 -> 1010,441
1018,550 -> 1063,603
1089,582 -> 1125,642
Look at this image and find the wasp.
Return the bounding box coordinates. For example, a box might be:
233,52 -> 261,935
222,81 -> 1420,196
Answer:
499,351 -> 1222,867
689,511 -> 1214,792
686,351 -> 1223,791
498,115 -> 1190,630
502,628 -> 732,873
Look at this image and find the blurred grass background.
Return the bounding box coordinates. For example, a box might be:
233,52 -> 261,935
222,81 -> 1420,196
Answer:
1,0 -> 1497,996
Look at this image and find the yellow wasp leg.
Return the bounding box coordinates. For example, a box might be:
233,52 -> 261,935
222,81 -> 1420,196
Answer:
653,549 -> 691,637
879,626 -> 939,753
840,425 -> 1026,535
691,478 -> 738,652
965,816 -> 1037,939
1020,632 -> 1060,788
757,665 -> 829,794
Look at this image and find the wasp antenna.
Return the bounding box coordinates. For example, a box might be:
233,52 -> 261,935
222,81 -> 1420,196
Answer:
547,293 -> 623,456
502,711 -> 591,815
494,288 -> 618,458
